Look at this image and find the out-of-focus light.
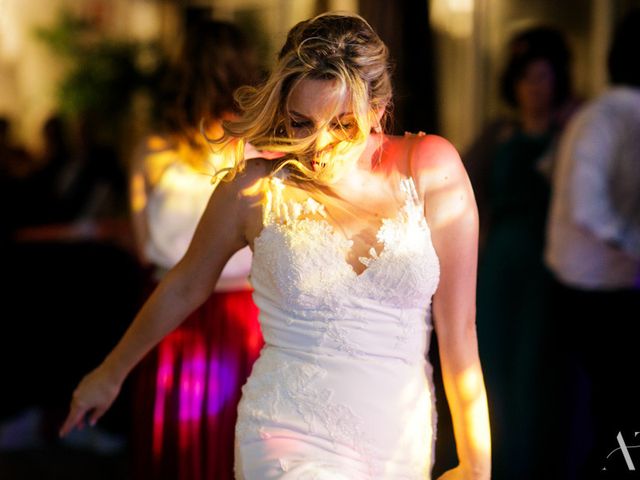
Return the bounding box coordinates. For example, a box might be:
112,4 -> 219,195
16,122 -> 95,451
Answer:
130,172 -> 147,213
430,0 -> 475,39
206,354 -> 239,416
128,1 -> 161,41
0,0 -> 22,62
153,337 -> 176,458
447,0 -> 473,14
178,338 -> 206,422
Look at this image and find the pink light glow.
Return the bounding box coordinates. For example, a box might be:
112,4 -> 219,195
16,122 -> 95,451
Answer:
206,352 -> 239,416
178,338 -> 206,423
153,336 -> 176,458
148,291 -> 263,470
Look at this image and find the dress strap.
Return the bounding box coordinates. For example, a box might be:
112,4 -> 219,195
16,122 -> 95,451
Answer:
262,170 -> 326,226
403,131 -> 428,204
400,176 -> 421,208
262,175 -> 286,225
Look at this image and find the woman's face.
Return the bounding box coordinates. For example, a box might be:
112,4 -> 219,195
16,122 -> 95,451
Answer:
286,77 -> 366,170
515,59 -> 556,114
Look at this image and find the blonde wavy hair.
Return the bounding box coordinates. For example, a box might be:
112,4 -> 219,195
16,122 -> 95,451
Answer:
213,12 -> 392,184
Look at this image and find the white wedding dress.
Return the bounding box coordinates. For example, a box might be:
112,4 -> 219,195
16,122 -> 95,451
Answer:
235,173 -> 441,479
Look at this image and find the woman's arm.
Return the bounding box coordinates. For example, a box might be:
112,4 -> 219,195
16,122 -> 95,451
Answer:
59,160 -> 269,436
416,135 -> 491,479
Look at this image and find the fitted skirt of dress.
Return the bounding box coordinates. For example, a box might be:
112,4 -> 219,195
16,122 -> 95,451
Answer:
234,346 -> 436,480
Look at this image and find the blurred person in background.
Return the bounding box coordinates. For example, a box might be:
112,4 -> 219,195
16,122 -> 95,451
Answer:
17,114 -> 74,226
463,25 -> 578,479
128,17 -> 263,480
0,117 -> 34,181
545,8 -> 640,478
33,115 -> 73,222
0,116 -> 38,233
0,111 -> 141,455
7,110 -> 130,245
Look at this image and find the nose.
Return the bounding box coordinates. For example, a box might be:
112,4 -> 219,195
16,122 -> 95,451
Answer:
315,127 -> 335,153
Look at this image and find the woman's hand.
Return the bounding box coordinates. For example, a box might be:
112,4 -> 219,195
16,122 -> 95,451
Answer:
59,365 -> 122,437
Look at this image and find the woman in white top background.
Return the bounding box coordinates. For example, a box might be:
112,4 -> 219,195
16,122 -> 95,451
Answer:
128,16 -> 263,480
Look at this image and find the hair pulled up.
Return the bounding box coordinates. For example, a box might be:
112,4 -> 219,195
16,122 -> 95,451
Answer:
213,12 -> 392,184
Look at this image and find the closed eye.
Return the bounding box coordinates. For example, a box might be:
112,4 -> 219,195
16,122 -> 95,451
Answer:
290,119 -> 313,129
331,122 -> 354,130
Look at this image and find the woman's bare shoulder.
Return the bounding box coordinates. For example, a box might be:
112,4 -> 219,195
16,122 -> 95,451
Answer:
231,157 -> 274,186
388,133 -> 476,232
410,133 -> 462,171
216,158 -> 274,198
207,161 -> 272,240
384,133 -> 468,192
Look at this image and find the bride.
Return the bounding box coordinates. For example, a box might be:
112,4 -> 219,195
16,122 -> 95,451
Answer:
61,12 -> 491,480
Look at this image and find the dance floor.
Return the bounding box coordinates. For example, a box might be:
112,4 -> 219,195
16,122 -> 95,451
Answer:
0,447 -> 130,480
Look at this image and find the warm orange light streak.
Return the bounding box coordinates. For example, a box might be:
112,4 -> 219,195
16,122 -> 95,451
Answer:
130,172 -> 147,214
457,367 -> 492,457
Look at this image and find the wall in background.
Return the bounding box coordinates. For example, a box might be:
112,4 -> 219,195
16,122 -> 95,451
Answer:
0,0 -> 359,151
1,0 -> 639,153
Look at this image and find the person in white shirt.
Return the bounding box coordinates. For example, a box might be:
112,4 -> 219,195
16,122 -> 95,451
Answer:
545,8 -> 640,477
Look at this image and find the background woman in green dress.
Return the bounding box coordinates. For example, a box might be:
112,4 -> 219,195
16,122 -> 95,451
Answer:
463,25 -> 578,479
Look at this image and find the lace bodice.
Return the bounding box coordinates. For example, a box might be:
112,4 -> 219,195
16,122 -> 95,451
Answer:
249,173 -> 440,362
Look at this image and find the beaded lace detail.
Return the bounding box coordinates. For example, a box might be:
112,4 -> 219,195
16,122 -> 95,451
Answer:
254,174 -> 439,301
251,174 -> 439,355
